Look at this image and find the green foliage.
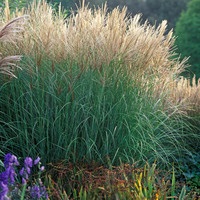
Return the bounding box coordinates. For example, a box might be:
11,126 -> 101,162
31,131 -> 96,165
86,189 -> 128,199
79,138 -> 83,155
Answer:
0,0 -> 32,12
177,151 -> 200,195
46,0 -> 73,10
179,186 -> 187,200
0,150 -> 4,168
175,0 -> 200,79
0,57 -> 197,167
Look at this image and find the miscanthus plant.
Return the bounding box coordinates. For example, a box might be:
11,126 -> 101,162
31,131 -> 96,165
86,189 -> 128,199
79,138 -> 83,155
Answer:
0,57 -> 196,167
0,0 -> 199,167
0,153 -> 48,200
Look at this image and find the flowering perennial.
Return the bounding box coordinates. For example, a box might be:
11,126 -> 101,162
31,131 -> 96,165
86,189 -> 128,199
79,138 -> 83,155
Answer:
0,153 -> 48,200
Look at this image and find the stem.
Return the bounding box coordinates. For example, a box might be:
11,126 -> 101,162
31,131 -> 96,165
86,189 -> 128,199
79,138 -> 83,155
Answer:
20,183 -> 27,200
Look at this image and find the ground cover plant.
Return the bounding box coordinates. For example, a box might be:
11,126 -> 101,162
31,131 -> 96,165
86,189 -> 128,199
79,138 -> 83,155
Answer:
0,0 -> 200,199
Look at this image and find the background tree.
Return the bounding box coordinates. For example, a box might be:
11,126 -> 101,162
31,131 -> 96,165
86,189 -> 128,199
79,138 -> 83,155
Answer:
47,0 -> 72,9
0,0 -> 190,31
144,0 -> 189,30
175,0 -> 200,80
60,0 -> 189,30
0,0 -> 31,12
106,0 -> 189,30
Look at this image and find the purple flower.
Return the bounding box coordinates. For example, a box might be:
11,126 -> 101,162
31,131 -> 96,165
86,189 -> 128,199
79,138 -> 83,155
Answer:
0,154 -> 48,199
24,157 -> 33,169
34,157 -> 40,165
30,185 -> 41,199
21,178 -> 26,185
30,184 -> 48,200
0,153 -> 20,200
19,157 -> 34,184
0,171 -> 8,184
19,167 -> 24,177
6,167 -> 15,184
0,167 -> 16,185
0,181 -> 9,200
19,167 -> 29,184
20,156 -> 41,185
4,153 -> 19,168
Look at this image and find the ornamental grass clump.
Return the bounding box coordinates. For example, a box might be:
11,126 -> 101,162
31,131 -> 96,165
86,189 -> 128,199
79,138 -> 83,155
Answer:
0,153 -> 48,200
0,0 -> 199,167
0,59 -> 197,167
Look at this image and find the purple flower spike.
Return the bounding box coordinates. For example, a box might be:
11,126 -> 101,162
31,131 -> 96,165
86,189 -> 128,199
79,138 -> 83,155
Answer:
11,155 -> 19,166
0,171 -> 8,184
19,167 -> 24,176
34,157 -> 40,165
24,157 -> 33,175
19,157 -> 34,184
22,178 -> 27,185
0,154 -> 48,199
0,181 -> 9,200
30,185 -> 41,199
30,184 -> 48,199
4,153 -> 19,168
4,153 -> 13,167
24,157 -> 33,168
7,167 -> 16,184
26,167 -> 31,175
0,165 -> 17,186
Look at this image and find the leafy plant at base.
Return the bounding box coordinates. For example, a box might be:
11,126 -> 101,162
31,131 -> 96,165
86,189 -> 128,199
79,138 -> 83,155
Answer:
177,151 -> 200,195
46,162 -> 192,200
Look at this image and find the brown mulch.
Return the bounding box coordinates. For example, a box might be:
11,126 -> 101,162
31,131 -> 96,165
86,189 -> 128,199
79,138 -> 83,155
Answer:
45,161 -> 200,199
45,161 -> 171,199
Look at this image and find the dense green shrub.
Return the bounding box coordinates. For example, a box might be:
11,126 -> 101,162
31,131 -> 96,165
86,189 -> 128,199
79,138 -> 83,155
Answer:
175,0 -> 200,79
